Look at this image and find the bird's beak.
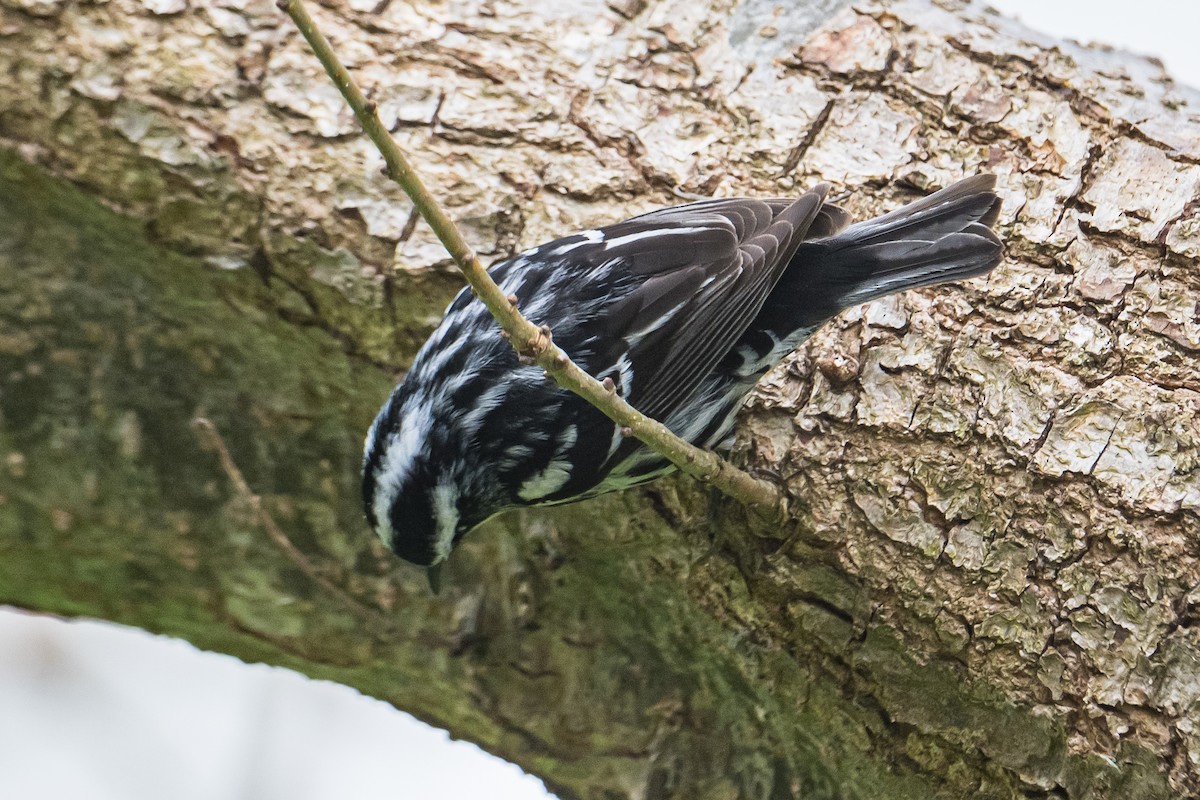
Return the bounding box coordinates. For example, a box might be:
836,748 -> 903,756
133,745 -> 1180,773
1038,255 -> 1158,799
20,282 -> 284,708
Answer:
426,564 -> 443,595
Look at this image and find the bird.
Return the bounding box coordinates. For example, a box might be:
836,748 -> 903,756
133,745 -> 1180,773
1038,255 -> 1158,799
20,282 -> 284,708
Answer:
362,174 -> 1002,585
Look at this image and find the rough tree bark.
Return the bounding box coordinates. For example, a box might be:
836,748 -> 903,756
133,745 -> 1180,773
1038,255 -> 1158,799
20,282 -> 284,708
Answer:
1,0 -> 1198,798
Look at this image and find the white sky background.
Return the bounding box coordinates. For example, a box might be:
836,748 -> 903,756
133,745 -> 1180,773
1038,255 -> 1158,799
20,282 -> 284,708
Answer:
0,610 -> 551,800
3,3 -> 1198,800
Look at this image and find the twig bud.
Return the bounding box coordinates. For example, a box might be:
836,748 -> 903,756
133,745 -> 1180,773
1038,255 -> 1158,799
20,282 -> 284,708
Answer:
602,377 -> 615,393
364,99 -> 378,115
276,0 -> 290,10
620,426 -> 632,436
506,293 -> 519,307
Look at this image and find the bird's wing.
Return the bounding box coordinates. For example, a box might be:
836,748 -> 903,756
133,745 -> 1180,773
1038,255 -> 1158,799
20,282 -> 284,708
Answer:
555,188 -> 833,423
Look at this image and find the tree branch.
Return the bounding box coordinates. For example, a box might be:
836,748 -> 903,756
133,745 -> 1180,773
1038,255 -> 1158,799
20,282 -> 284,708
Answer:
5,0 -> 1200,794
274,0 -> 785,514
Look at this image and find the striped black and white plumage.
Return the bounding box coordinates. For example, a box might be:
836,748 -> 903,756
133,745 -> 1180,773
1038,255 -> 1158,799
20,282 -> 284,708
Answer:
363,175 -> 1003,569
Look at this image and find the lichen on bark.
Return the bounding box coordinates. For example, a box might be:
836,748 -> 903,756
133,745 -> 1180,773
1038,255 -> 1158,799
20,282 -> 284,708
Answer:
1,0 -> 1198,798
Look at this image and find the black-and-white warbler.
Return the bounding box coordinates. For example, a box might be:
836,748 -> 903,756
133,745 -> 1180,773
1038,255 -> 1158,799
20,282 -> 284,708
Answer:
363,175 -> 1002,578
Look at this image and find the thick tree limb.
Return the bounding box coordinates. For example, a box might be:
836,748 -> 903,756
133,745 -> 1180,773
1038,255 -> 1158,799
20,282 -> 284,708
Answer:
1,0 -> 1198,798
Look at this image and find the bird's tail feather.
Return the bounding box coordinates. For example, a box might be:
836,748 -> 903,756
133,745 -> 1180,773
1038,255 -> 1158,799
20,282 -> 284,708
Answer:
780,174 -> 1003,327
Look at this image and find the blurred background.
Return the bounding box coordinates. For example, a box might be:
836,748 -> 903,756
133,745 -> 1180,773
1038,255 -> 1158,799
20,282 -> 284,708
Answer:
3,2 -> 1196,799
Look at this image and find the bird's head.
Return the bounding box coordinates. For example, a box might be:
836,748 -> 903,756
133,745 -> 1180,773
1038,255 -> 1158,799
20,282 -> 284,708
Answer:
361,389 -> 488,586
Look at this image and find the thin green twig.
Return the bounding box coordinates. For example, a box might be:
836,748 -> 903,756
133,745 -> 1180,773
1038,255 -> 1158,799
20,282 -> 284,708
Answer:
276,0 -> 785,513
